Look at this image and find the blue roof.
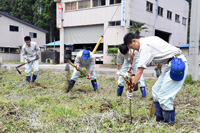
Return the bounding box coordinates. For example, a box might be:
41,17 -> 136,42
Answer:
0,10 -> 48,33
43,41 -> 73,46
179,42 -> 200,48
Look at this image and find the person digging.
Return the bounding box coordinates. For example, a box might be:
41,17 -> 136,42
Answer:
116,44 -> 146,98
67,50 -> 100,93
124,33 -> 188,125
22,36 -> 40,83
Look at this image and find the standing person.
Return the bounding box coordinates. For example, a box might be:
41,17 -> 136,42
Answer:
116,44 -> 146,97
22,36 -> 40,83
67,50 -> 100,93
124,33 -> 188,125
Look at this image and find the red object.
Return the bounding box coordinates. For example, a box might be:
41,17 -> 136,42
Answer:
86,74 -> 90,79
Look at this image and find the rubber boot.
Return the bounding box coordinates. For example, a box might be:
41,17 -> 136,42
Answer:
140,87 -> 146,97
154,102 -> 164,122
91,80 -> 100,93
66,80 -> 75,93
32,75 -> 37,82
117,86 -> 124,96
163,109 -> 175,125
26,76 -> 31,83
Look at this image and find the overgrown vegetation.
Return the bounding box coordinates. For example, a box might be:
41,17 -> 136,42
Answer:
0,69 -> 199,132
107,47 -> 118,65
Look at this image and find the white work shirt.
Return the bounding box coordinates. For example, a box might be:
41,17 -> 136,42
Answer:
117,49 -> 139,65
138,36 -> 182,69
75,50 -> 95,71
22,41 -> 40,58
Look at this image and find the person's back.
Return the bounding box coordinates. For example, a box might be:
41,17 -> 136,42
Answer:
139,36 -> 183,65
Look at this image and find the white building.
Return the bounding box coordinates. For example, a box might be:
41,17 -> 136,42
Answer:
0,11 -> 48,62
56,0 -> 189,64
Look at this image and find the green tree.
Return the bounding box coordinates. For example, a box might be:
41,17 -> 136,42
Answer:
128,22 -> 148,35
33,0 -> 59,42
107,47 -> 118,65
0,0 -> 36,24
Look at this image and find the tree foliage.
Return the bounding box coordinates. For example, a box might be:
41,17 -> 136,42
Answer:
0,0 -> 59,43
107,47 -> 118,65
128,22 -> 148,35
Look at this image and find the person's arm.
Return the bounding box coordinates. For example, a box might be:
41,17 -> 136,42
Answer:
132,67 -> 144,86
35,44 -> 40,55
22,46 -> 30,63
75,54 -> 81,67
155,64 -> 162,78
117,65 -> 121,71
116,50 -> 124,66
89,55 -> 95,72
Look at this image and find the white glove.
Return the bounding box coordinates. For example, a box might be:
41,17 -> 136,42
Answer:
126,90 -> 133,100
116,70 -> 120,75
125,71 -> 131,77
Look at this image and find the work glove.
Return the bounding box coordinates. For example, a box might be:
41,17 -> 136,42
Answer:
26,58 -> 31,63
154,68 -> 162,78
116,70 -> 120,76
126,90 -> 133,100
125,71 -> 131,78
35,55 -> 39,60
76,65 -> 80,71
86,74 -> 90,79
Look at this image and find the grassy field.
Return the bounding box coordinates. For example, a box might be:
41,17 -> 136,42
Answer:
0,69 -> 200,132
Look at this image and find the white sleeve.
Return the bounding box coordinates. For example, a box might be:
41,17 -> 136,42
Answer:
116,50 -> 124,65
137,45 -> 153,69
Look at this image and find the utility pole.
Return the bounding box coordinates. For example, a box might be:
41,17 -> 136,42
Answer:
189,0 -> 200,80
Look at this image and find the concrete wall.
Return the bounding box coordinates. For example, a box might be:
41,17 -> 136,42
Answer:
0,53 -> 20,62
181,47 -> 200,64
130,0 -> 189,46
60,0 -> 189,64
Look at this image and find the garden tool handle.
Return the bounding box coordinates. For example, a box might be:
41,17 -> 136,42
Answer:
68,60 -> 88,78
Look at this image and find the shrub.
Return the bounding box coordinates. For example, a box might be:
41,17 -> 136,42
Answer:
184,75 -> 196,85
107,48 -> 118,65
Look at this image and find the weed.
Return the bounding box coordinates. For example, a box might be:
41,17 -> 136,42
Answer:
0,69 -> 199,132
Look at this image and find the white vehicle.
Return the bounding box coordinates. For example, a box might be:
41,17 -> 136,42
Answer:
71,49 -> 103,62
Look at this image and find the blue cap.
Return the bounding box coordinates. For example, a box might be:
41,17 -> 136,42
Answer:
82,50 -> 90,60
170,57 -> 185,81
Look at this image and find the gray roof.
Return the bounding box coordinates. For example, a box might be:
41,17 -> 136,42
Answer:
0,11 -> 48,33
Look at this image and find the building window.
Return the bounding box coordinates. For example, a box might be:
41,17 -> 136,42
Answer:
167,10 -> 172,20
109,21 -> 121,26
110,0 -> 121,5
182,17 -> 186,25
29,32 -> 37,38
65,2 -> 77,11
158,6 -> 163,16
146,1 -> 153,13
0,47 -> 19,54
0,47 -> 4,52
175,14 -> 180,23
78,0 -> 90,9
93,0 -> 105,7
10,48 -> 20,53
10,25 -> 19,32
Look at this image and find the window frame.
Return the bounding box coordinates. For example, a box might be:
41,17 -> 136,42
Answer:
158,6 -> 163,16
146,1 -> 153,13
182,17 -> 187,25
109,21 -> 121,26
167,10 -> 172,20
65,2 -> 77,11
10,25 -> 19,32
175,14 -> 180,23
29,32 -> 37,38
